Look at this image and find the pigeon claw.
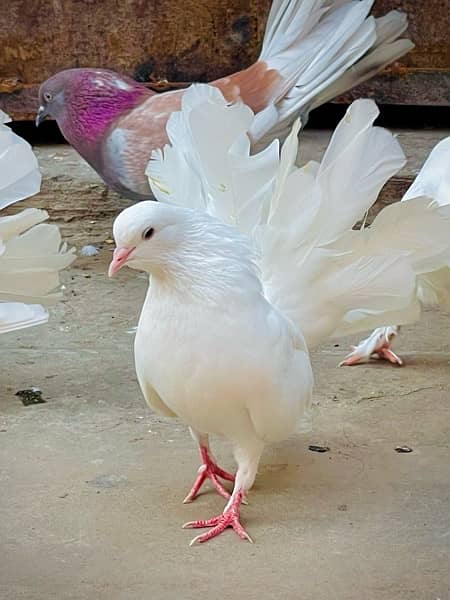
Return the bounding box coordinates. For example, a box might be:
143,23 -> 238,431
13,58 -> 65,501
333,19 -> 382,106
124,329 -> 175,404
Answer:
339,326 -> 403,367
183,490 -> 252,545
339,353 -> 370,366
376,346 -> 403,365
183,446 -> 235,503
340,342 -> 403,367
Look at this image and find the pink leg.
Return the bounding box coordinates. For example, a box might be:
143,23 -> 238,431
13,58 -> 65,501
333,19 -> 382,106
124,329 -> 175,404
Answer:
377,345 -> 403,365
340,350 -> 370,366
183,445 -> 235,504
183,489 -> 252,545
341,341 -> 403,366
340,326 -> 402,367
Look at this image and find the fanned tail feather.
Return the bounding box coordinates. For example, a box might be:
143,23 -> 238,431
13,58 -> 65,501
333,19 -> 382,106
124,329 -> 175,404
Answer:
0,209 -> 76,333
0,110 -> 41,210
401,137 -> 450,310
416,269 -> 450,310
0,303 -> 49,335
248,0 -> 414,149
147,85 -> 279,235
335,301 -> 421,339
0,208 -> 75,333
147,86 -> 448,350
0,209 -> 76,305
402,137 -> 450,208
1,111 -> 76,334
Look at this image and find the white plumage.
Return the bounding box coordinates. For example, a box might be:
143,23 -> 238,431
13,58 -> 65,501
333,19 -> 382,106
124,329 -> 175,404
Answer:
110,86 -> 450,544
148,87 -> 450,348
0,110 -> 76,334
341,136 -> 450,365
110,201 -> 314,545
0,111 -> 41,210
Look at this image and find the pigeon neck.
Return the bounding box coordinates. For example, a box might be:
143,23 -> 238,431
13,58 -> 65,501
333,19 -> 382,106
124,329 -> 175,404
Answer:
142,235 -> 262,305
59,86 -> 151,151
150,253 -> 261,306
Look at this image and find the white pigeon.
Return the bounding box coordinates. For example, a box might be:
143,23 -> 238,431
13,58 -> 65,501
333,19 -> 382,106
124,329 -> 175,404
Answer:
109,86 -> 450,544
340,137 -> 450,366
0,110 -> 76,334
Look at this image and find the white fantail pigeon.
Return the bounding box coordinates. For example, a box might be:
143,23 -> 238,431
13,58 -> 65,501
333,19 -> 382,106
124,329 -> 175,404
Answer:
0,110 -> 76,334
108,87 -> 450,544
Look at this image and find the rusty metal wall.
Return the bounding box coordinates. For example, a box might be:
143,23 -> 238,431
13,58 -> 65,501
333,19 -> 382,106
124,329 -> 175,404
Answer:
1,0 -> 449,120
338,0 -> 450,106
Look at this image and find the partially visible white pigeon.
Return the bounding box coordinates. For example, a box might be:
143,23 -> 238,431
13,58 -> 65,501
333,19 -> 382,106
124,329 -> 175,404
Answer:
109,86 -> 450,544
0,110 -> 41,210
0,110 -> 76,334
341,137 -> 450,366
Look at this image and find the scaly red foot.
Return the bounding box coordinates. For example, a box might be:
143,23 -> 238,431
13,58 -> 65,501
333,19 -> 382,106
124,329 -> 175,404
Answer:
183,490 -> 252,545
183,445 -> 235,503
340,326 -> 402,367
375,345 -> 403,365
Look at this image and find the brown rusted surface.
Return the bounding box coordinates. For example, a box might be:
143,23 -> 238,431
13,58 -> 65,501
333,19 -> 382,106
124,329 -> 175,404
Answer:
0,0 -> 271,121
334,0 -> 450,106
371,0 -> 449,71
334,70 -> 450,107
0,86 -> 40,121
0,77 -> 22,93
0,0 -> 449,119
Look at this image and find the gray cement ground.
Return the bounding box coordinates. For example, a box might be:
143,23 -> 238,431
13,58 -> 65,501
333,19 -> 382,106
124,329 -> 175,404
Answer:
1,134 -> 450,599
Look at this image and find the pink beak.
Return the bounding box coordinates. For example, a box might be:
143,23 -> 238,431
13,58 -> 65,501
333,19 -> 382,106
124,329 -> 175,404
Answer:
108,246 -> 135,277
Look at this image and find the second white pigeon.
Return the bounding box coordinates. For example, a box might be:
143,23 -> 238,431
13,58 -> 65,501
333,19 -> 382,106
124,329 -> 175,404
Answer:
341,137 -> 450,366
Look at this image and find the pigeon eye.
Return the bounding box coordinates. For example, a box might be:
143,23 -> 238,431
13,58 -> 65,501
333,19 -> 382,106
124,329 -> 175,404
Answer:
44,92 -> 53,102
142,227 -> 154,241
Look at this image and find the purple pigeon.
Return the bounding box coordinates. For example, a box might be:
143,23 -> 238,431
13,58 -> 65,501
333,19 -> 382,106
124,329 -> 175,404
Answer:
36,1 -> 413,200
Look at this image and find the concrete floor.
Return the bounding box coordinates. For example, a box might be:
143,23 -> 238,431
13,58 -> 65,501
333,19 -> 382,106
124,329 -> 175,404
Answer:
1,136 -> 450,599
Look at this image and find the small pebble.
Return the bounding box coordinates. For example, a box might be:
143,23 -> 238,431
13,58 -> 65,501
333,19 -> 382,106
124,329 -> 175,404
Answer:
80,245 -> 99,257
308,444 -> 330,453
16,387 -> 46,406
395,445 -> 413,453
86,474 -> 128,488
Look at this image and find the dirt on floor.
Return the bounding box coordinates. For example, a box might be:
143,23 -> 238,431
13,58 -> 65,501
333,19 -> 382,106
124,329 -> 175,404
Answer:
1,138 -> 450,600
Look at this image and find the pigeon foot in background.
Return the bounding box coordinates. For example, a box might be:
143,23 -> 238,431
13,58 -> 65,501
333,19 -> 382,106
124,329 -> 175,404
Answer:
340,326 -> 403,366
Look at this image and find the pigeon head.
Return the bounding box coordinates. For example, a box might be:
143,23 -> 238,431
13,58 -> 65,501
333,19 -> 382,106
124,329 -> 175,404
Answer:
36,68 -> 151,149
109,201 -> 260,300
109,202 -> 192,277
